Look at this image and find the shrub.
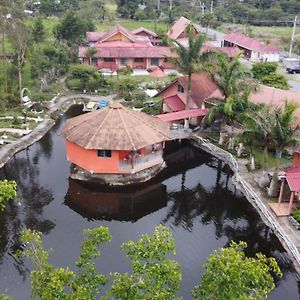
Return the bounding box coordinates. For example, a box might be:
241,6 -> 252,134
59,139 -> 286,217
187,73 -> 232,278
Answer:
67,79 -> 84,91
134,90 -> 147,101
261,72 -> 288,90
117,66 -> 133,75
252,62 -> 278,80
292,209 -> 300,223
141,106 -> 160,115
69,64 -> 97,80
132,100 -> 143,108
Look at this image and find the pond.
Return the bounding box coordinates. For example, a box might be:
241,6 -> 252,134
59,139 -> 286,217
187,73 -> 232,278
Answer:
0,105 -> 299,299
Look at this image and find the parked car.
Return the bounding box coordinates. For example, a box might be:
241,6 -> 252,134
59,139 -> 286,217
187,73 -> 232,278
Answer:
286,66 -> 300,74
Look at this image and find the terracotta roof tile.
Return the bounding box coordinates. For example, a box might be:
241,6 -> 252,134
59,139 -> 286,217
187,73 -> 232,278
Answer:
61,102 -> 172,151
167,16 -> 191,40
224,32 -> 280,52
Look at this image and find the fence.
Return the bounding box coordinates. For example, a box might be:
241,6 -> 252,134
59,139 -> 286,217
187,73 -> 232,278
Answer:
119,151 -> 163,172
192,134 -> 300,269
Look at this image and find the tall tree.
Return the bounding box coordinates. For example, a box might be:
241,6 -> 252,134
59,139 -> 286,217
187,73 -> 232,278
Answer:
0,225 -> 281,300
168,26 -> 208,111
206,52 -> 254,144
9,19 -> 30,104
192,241 -> 282,300
32,17 -> 45,43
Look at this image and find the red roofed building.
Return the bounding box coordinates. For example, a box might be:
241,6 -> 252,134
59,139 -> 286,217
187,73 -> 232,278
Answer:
156,73 -> 223,125
81,25 -> 172,71
167,16 -> 200,41
223,32 -> 281,62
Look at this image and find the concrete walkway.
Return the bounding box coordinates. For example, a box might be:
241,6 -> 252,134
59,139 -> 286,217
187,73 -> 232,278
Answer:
191,133 -> 300,273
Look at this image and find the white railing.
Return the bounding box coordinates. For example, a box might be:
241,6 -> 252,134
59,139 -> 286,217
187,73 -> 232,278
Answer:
191,133 -> 300,270
119,151 -> 163,171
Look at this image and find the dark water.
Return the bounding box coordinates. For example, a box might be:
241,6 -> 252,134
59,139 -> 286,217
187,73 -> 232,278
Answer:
0,105 -> 299,299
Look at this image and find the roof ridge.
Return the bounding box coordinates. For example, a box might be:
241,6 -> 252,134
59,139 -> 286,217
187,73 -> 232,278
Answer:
117,107 -> 136,150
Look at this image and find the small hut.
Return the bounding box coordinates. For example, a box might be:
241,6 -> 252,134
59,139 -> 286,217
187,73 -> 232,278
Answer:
61,102 -> 172,184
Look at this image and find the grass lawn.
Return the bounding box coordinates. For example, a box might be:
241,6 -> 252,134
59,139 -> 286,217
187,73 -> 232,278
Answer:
252,148 -> 291,169
95,19 -> 169,33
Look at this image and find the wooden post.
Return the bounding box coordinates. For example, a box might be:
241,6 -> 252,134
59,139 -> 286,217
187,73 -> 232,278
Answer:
288,191 -> 295,215
278,178 -> 285,204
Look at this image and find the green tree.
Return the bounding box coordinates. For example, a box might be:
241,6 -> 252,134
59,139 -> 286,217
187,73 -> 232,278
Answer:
32,17 -> 45,43
0,179 -> 17,210
54,12 -> 95,46
69,64 -> 98,89
168,25 -> 208,111
20,227 -> 111,299
199,13 -> 217,34
1,226 -> 281,300
206,52 -> 253,144
40,0 -> 58,16
109,225 -> 181,300
192,241 -> 282,300
267,102 -> 299,196
116,0 -> 139,19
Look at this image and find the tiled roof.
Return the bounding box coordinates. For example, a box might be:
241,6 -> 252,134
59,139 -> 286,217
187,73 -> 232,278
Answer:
167,16 -> 191,40
224,32 -> 280,53
285,166 -> 300,192
178,73 -> 220,106
132,27 -> 158,37
61,102 -> 172,151
79,46 -> 171,58
164,96 -> 185,111
93,41 -> 150,48
99,25 -> 136,43
86,32 -> 105,43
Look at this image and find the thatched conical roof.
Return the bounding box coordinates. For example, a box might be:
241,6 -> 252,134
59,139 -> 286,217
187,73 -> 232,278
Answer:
61,102 -> 171,151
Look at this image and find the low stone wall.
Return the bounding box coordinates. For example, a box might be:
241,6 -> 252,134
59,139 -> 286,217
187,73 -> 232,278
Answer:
191,133 -> 300,274
70,162 -> 166,186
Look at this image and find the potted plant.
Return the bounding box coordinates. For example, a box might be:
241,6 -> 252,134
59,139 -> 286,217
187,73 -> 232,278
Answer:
289,209 -> 300,230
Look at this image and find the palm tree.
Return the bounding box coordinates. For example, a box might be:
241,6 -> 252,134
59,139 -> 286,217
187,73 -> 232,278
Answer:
273,102 -> 299,159
208,51 -> 246,102
205,52 -> 254,145
268,102 -> 299,197
168,25 -> 208,111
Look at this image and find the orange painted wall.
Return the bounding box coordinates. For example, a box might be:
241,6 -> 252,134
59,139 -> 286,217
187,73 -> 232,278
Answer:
66,141 -> 120,173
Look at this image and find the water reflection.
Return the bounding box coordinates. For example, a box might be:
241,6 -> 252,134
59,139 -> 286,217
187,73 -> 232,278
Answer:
0,105 -> 299,299
65,179 -> 167,222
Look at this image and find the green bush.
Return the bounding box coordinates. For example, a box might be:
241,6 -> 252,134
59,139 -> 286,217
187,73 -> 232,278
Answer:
67,79 -> 84,91
132,100 -> 143,108
252,62 -> 278,80
261,72 -> 288,90
4,94 -> 19,109
69,64 -> 97,80
141,106 -> 160,115
87,79 -> 99,91
134,90 -> 147,101
117,66 -> 133,75
31,92 -> 53,102
292,209 -> 300,222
